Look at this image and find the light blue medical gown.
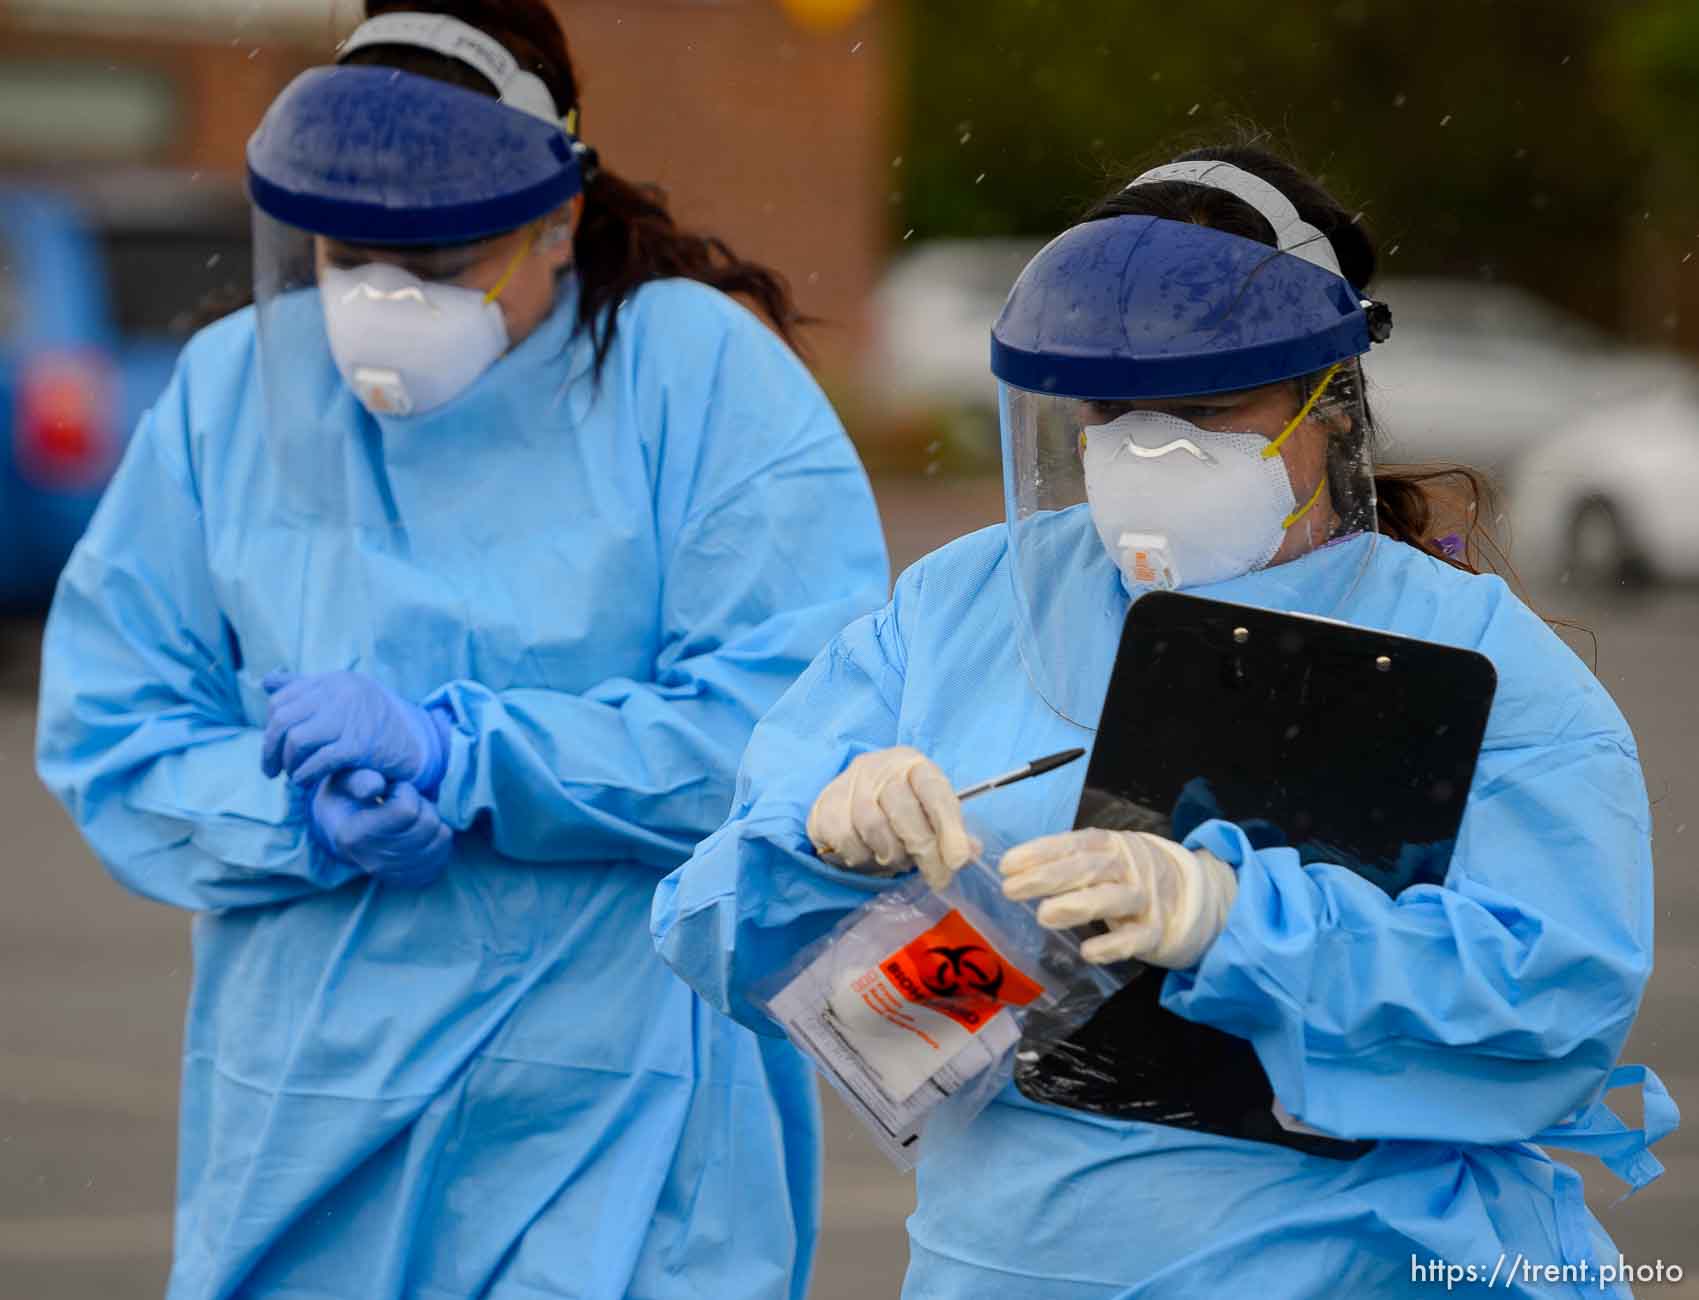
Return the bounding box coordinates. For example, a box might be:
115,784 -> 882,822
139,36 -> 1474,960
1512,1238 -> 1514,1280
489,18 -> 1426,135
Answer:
653,511 -> 1676,1299
36,280 -> 889,1300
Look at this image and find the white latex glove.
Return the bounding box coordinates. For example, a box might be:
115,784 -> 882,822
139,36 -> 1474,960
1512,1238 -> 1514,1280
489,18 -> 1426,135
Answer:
1000,827 -> 1237,968
806,746 -> 980,890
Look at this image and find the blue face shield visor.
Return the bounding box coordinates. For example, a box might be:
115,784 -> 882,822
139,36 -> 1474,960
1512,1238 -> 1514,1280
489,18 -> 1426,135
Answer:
990,214 -> 1378,401
245,64 -> 585,246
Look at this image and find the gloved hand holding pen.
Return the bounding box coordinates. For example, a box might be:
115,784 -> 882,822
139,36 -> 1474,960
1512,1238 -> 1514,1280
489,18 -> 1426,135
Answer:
806,747 -> 981,890
806,747 -> 1085,891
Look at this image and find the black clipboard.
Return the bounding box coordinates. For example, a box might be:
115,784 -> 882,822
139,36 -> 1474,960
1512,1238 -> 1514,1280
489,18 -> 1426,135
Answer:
1012,591 -> 1498,1157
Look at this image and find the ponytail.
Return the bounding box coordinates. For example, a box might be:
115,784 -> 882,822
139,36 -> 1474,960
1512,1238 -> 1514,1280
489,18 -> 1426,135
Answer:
362,0 -> 811,378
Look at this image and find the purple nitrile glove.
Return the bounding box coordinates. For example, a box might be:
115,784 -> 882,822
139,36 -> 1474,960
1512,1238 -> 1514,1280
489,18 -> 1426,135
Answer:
310,768 -> 452,889
261,670 -> 451,796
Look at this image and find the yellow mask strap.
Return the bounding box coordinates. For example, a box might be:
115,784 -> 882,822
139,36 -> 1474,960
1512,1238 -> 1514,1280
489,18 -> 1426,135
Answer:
1266,361 -> 1346,529
482,224 -> 540,306
1260,361 -> 1344,461
1282,472 -> 1330,530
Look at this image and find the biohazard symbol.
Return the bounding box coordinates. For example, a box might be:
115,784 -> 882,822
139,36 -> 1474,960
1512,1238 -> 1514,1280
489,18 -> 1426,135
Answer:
920,944 -> 1005,1003
879,910 -> 1045,1034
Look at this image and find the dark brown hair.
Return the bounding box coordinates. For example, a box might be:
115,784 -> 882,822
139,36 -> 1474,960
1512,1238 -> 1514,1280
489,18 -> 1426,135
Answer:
1083,142 -> 1502,576
345,0 -> 810,377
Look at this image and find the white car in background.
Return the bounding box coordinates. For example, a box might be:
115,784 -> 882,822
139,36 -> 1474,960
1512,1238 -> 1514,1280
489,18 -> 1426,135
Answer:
1363,278 -> 1693,476
865,238 -> 1042,465
1507,386 -> 1699,586
870,238 -> 1040,415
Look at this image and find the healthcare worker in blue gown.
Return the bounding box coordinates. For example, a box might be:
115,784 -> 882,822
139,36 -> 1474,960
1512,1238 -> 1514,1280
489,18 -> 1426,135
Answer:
36,3 -> 888,1297
654,145 -> 1678,1298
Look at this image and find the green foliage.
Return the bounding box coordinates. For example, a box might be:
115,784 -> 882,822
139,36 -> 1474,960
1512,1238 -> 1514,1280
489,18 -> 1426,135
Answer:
898,0 -> 1668,327
1602,0 -> 1699,184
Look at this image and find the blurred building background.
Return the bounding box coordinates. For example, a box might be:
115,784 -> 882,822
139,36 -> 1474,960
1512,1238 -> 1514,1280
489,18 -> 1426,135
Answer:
10,0 -> 1699,495
4,2 -> 1699,1297
0,0 -> 892,368
24,0 -> 1682,555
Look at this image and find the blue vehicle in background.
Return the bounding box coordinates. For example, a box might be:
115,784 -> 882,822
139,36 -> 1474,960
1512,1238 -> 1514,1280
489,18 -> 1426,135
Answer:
1,170 -> 250,611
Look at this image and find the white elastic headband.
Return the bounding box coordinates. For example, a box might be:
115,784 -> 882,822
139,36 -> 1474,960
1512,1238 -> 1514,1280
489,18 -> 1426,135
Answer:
1125,161 -> 1343,279
337,12 -> 567,130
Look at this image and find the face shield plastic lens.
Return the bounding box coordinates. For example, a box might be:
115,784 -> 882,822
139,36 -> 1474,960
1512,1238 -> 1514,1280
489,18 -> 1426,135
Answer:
252,210 -> 563,515
999,369 -> 1376,726
278,222 -> 527,419
1092,365 -> 1374,586
251,208 -> 348,515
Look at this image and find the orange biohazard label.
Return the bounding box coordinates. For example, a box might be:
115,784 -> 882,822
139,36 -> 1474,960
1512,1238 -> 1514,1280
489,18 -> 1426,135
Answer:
877,910 -> 1044,1033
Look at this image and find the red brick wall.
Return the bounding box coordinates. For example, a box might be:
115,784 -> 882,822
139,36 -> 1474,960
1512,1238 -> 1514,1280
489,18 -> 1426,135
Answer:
0,29 -> 315,172
557,0 -> 891,373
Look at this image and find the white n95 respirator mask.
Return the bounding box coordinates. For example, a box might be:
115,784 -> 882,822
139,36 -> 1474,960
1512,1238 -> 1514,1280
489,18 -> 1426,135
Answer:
319,262 -> 511,418
1081,410 -> 1318,591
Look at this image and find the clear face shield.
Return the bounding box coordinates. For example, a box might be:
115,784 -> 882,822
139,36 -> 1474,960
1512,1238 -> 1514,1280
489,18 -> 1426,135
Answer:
250,209 -> 351,517
1000,361 -> 1378,728
252,210 -> 549,517
254,206 -> 540,409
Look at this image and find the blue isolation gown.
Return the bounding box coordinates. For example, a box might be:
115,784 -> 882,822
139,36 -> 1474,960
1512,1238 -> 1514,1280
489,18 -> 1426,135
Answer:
37,278 -> 889,1299
654,511 -> 1675,1299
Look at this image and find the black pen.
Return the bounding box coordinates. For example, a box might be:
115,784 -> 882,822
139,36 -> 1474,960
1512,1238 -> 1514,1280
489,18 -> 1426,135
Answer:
954,748 -> 1086,802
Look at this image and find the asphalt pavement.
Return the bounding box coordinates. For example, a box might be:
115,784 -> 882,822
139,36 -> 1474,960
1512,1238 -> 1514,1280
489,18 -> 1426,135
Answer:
2,476 -> 1695,1297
